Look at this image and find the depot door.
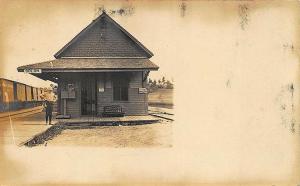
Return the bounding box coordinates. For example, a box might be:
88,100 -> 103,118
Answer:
81,74 -> 97,115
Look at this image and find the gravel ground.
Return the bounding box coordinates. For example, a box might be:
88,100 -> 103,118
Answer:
47,121 -> 172,148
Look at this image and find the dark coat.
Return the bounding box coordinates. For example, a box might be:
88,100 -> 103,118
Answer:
45,101 -> 53,115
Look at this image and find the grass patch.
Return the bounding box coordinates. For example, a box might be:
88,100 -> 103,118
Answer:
148,89 -> 173,107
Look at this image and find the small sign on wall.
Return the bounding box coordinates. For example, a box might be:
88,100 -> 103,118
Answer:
99,87 -> 104,92
24,69 -> 42,74
139,88 -> 148,94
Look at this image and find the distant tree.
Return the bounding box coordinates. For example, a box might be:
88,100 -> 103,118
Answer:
150,80 -> 157,91
166,80 -> 174,89
153,80 -> 157,87
148,78 -> 154,91
162,76 -> 166,83
161,76 -> 167,88
157,79 -> 162,88
148,77 -> 174,90
148,78 -> 153,84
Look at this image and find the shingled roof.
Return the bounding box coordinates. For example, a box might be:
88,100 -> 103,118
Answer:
17,58 -> 159,72
17,11 -> 158,80
54,11 -> 153,58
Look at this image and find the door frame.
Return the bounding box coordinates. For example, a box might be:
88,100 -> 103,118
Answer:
80,73 -> 97,116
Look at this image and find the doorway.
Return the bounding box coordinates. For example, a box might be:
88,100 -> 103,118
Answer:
81,74 -> 97,115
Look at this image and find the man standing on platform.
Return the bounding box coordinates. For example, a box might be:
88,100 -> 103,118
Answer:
42,88 -> 56,125
44,100 -> 53,125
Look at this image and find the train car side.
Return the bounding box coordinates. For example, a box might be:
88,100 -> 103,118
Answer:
0,78 -> 44,112
0,79 -> 15,112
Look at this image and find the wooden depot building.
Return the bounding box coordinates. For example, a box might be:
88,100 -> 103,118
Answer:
17,11 -> 159,118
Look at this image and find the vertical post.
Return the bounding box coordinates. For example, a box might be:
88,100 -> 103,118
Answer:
95,74 -> 97,115
64,98 -> 67,115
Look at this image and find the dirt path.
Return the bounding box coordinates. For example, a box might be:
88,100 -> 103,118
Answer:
0,111 -> 52,145
47,121 -> 172,148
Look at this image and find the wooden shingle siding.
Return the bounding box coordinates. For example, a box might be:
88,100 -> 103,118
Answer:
129,71 -> 142,88
128,88 -> 147,102
59,74 -> 81,117
57,15 -> 150,58
57,71 -> 148,117
66,98 -> 81,117
96,72 -> 148,115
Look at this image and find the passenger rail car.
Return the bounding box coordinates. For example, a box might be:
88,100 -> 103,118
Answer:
0,78 -> 44,112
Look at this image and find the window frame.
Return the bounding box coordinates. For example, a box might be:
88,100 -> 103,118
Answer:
112,74 -> 129,102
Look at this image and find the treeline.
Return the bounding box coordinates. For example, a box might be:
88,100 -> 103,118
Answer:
148,77 -> 174,90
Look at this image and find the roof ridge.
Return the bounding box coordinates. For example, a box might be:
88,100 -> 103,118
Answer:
103,13 -> 154,57
54,13 -> 105,58
54,12 -> 153,59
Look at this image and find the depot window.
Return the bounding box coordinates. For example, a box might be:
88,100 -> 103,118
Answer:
113,74 -> 129,101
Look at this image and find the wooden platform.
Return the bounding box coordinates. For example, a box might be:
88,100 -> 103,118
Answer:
56,115 -> 160,125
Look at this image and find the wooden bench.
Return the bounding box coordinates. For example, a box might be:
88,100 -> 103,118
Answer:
102,105 -> 125,117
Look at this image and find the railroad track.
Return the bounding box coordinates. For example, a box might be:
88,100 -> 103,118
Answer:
0,106 -> 43,121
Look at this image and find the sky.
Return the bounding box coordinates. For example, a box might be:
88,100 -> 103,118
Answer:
0,0 -> 184,87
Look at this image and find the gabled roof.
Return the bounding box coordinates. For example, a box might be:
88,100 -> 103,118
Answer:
54,11 -> 154,58
17,58 -> 159,72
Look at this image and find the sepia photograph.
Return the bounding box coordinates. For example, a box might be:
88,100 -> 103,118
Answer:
0,0 -> 300,185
